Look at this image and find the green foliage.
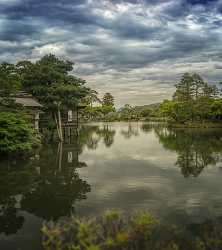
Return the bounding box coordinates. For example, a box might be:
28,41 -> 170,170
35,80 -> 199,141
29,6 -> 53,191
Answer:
110,104 -> 159,122
104,210 -> 121,223
210,99 -> 222,117
0,62 -> 21,97
17,54 -> 90,112
132,212 -> 157,238
140,108 -> 152,118
42,210 -> 222,250
84,90 -> 101,107
102,93 -> 114,107
0,62 -> 22,110
155,127 -> 222,177
83,102 -> 160,122
0,112 -> 40,154
42,211 -> 158,250
83,106 -> 115,121
14,54 -> 91,141
158,73 -> 222,124
119,104 -> 137,120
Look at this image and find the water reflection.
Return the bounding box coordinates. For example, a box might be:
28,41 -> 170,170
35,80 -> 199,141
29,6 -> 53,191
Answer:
97,124 -> 116,147
154,127 -> 222,177
1,123 -> 222,249
78,124 -> 116,149
0,197 -> 24,235
0,135 -> 90,235
121,123 -> 139,139
20,147 -> 91,220
0,124 -> 117,236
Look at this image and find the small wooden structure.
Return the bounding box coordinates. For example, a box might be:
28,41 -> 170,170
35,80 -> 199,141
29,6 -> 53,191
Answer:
13,92 -> 86,134
61,104 -> 87,127
14,92 -> 43,130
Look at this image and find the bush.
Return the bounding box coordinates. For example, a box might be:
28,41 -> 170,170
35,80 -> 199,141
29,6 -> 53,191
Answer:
42,211 -> 159,250
0,112 -> 40,154
42,210 -> 222,250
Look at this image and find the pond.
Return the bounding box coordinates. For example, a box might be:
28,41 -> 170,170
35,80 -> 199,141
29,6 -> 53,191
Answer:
1,122 -> 222,250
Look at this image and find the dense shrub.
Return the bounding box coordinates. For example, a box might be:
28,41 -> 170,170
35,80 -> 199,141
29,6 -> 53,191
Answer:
42,210 -> 222,250
0,112 -> 40,154
42,211 -> 158,250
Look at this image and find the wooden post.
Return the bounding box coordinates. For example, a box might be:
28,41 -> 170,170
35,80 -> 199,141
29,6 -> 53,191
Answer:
77,107 -> 79,127
34,111 -> 40,131
57,105 -> 63,142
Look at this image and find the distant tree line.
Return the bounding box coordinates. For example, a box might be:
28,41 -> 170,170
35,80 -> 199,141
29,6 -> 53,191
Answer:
158,73 -> 222,125
83,92 -> 116,121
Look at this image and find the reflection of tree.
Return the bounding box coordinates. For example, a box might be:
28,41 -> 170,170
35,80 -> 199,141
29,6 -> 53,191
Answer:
78,124 -> 116,149
97,125 -> 116,147
155,128 -> 222,177
121,123 -> 139,139
0,124 -> 116,234
21,171 -> 90,220
0,165 -> 38,235
19,142 -> 91,220
78,125 -> 101,150
153,216 -> 222,249
0,197 -> 24,235
141,123 -> 153,133
141,123 -> 165,134
0,131 -> 92,234
187,217 -> 222,247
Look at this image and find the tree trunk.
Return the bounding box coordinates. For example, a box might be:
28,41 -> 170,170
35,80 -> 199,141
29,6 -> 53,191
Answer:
54,110 -> 63,142
57,106 -> 63,142
54,112 -> 60,140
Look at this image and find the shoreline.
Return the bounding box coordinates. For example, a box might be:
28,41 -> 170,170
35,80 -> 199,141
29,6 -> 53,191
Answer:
167,122 -> 222,128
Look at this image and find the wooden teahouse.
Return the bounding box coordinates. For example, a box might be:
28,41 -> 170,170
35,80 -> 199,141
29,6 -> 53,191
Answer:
14,92 -> 43,130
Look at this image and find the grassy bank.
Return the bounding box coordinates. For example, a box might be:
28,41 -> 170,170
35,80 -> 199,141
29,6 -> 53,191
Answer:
42,210 -> 222,250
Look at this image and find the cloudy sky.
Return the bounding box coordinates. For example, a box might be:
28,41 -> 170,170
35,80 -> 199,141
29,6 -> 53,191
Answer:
0,0 -> 222,106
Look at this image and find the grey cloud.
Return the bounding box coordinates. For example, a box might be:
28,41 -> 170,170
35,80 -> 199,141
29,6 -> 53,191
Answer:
0,0 -> 222,105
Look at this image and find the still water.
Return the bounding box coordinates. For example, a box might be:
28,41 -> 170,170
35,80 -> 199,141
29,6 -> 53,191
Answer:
1,122 -> 222,249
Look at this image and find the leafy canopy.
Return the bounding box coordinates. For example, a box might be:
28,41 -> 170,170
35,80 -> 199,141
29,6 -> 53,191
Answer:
159,73 -> 221,123
102,93 -> 115,107
0,63 -> 21,97
0,112 -> 40,154
17,54 -> 90,111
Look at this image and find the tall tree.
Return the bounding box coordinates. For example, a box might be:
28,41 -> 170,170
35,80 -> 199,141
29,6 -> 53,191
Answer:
84,90 -> 101,108
192,73 -> 205,99
17,54 -> 90,141
0,63 -> 21,97
0,63 -> 22,110
160,73 -> 221,123
102,93 -> 114,107
173,73 -> 194,102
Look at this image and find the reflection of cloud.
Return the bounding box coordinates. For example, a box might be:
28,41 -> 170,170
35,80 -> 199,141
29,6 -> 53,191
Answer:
1,0 -> 222,106
77,123 -> 222,223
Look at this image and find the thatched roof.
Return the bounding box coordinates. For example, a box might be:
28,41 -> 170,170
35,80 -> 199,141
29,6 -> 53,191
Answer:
14,97 -> 43,108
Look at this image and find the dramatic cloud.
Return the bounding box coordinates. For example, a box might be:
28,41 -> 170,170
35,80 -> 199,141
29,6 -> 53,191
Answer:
0,0 -> 222,106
